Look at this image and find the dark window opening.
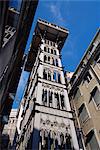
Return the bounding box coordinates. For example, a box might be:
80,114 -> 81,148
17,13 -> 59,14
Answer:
61,95 -> 65,109
95,54 -> 100,64
55,59 -> 58,66
44,55 -> 47,63
58,73 -> 61,83
48,72 -> 51,81
85,130 -> 99,150
53,71 -> 56,81
90,86 -> 100,106
65,133 -> 72,149
78,103 -> 89,123
6,34 -> 11,39
52,58 -> 55,65
48,56 -> 50,63
48,48 -> 50,53
55,93 -> 60,109
54,50 -> 56,55
49,91 -> 52,107
51,49 -> 53,54
53,42 -> 55,47
44,47 -> 46,52
84,72 -> 92,83
42,90 -> 47,105
43,70 -> 47,80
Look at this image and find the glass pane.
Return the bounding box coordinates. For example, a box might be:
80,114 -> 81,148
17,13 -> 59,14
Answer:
94,89 -> 100,106
89,134 -> 99,150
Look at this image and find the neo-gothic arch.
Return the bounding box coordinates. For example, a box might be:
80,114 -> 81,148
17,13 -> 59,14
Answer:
39,127 -> 72,150
44,53 -> 59,67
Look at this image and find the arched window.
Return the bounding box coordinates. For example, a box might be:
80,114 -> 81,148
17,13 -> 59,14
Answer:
65,133 -> 72,149
60,133 -> 65,149
53,42 -> 55,47
42,90 -> 47,105
58,73 -> 61,83
43,69 -> 47,80
44,47 -> 46,52
48,71 -> 51,81
44,55 -> 47,62
50,41 -> 53,46
45,39 -> 46,44
51,49 -> 53,54
54,50 -> 56,55
55,59 -> 58,66
49,91 -> 53,107
53,71 -> 56,81
42,89 -> 44,102
48,48 -> 50,53
48,56 -> 50,63
52,58 -> 55,65
55,93 -> 60,109
60,95 -> 65,109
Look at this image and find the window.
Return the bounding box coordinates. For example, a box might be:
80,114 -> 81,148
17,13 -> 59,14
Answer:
48,48 -> 50,53
53,42 -> 55,47
11,28 -> 16,32
78,103 -> 89,123
43,70 -> 47,80
48,56 -> 50,63
86,130 -> 100,150
50,41 -> 52,46
90,86 -> 100,107
44,55 -> 47,62
48,71 -> 51,81
60,95 -> 65,109
83,71 -> 92,83
55,93 -> 60,109
51,49 -> 53,54
54,50 -> 56,55
42,90 -> 47,105
44,47 -> 46,52
52,58 -> 55,65
94,54 -> 100,67
49,91 -> 52,107
74,88 -> 81,100
55,59 -> 58,66
53,71 -> 56,81
58,73 -> 61,83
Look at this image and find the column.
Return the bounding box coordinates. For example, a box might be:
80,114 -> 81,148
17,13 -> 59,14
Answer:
52,90 -> 56,108
58,57 -> 62,68
36,82 -> 43,104
47,88 -> 49,107
58,91 -> 61,110
60,71 -> 65,84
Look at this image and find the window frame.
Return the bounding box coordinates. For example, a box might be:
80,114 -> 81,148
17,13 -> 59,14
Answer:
78,103 -> 90,124
90,85 -> 100,109
85,129 -> 100,150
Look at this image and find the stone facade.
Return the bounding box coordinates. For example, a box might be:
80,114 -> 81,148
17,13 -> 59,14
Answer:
2,109 -> 17,149
15,19 -> 79,150
69,29 -> 100,150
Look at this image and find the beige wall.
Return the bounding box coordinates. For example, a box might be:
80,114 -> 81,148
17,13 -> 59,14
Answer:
69,30 -> 100,149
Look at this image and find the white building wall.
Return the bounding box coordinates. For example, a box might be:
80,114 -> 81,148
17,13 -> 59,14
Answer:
16,30 -> 79,150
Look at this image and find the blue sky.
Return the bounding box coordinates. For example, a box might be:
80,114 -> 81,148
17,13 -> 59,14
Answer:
12,0 -> 100,108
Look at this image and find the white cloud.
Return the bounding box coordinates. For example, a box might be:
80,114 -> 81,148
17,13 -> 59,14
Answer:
48,3 -> 65,22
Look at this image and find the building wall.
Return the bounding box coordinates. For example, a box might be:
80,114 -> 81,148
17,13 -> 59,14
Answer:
2,109 -> 17,149
0,1 -> 38,133
69,29 -> 100,150
15,20 -> 79,150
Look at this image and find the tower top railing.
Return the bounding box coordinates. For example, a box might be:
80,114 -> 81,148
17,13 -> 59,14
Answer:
38,18 -> 69,33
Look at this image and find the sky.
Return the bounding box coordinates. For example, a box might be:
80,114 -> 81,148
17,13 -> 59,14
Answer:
12,0 -> 100,108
